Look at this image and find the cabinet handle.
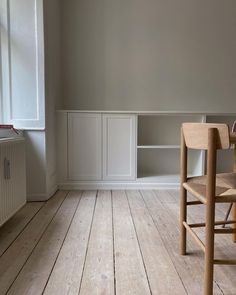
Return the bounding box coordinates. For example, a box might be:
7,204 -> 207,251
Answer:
4,158 -> 10,180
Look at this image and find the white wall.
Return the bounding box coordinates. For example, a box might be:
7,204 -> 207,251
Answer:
25,131 -> 47,200
61,0 -> 236,112
44,0 -> 61,195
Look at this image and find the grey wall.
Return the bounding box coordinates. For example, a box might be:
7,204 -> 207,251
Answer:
25,131 -> 46,200
61,0 -> 236,112
44,0 -> 61,195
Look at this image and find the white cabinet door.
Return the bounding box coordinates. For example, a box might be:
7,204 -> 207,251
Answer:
68,113 -> 102,181
103,114 -> 136,180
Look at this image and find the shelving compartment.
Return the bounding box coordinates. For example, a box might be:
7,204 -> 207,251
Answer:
138,115 -> 204,147
137,149 -> 203,184
137,114 -> 205,184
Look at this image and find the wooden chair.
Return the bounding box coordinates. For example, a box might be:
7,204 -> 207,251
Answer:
180,123 -> 236,295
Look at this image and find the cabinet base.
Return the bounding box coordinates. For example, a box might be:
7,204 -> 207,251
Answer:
58,181 -> 179,190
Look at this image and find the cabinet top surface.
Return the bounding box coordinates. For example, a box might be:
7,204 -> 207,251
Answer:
56,110 -> 236,116
0,137 -> 25,144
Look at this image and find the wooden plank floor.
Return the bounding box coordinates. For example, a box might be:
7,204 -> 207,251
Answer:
0,190 -> 235,295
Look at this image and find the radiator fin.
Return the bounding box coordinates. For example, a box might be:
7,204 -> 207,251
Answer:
0,140 -> 26,226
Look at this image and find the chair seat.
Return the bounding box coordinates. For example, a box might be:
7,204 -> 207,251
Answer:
183,173 -> 236,203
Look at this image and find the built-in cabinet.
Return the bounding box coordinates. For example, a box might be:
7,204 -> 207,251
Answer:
66,113 -> 136,182
57,111 -> 236,189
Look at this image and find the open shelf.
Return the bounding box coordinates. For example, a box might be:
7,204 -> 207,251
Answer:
137,148 -> 203,183
136,114 -> 206,184
137,173 -> 200,184
137,145 -> 180,149
137,174 -> 180,184
138,114 -> 204,146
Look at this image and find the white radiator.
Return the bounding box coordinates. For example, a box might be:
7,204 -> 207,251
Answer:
0,138 -> 26,226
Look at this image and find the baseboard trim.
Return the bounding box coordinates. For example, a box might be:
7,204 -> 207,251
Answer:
27,185 -> 58,202
58,181 -> 179,190
47,184 -> 58,199
27,193 -> 50,202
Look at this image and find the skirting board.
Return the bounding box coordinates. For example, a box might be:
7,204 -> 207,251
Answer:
58,181 -> 180,190
27,185 -> 58,202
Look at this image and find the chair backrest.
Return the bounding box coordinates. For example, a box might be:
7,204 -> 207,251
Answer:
182,123 -> 230,150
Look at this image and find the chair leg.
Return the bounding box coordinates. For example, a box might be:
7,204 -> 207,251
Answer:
204,200 -> 215,295
232,203 -> 236,243
233,144 -> 236,242
180,186 -> 187,255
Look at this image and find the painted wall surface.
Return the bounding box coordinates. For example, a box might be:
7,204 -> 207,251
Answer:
25,131 -> 47,200
61,0 -> 236,112
44,0 -> 61,195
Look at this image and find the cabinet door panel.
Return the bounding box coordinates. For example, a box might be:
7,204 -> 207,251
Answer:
103,114 -> 136,180
68,113 -> 102,180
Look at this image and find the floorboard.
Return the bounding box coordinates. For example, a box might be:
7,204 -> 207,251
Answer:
79,190 -> 114,295
7,191 -> 81,295
44,191 -> 96,295
127,190 -> 187,295
0,190 -> 68,295
0,189 -> 235,295
141,189 -> 223,295
0,202 -> 44,257
168,189 -> 236,295
113,190 -> 151,295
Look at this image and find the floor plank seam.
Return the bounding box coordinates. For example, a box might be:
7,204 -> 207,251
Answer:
77,190 -> 98,295
214,279 -> 225,295
125,190 -> 153,295
0,203 -> 45,258
111,191 -> 117,295
42,191 -> 83,294
5,191 -> 70,294
140,190 -> 189,295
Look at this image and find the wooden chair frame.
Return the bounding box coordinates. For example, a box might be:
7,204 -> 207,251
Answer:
180,125 -> 236,295
222,121 -> 236,229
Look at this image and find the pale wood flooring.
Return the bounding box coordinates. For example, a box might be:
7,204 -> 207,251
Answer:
0,190 -> 236,294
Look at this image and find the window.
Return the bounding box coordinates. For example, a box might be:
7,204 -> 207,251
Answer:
0,0 -> 45,129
